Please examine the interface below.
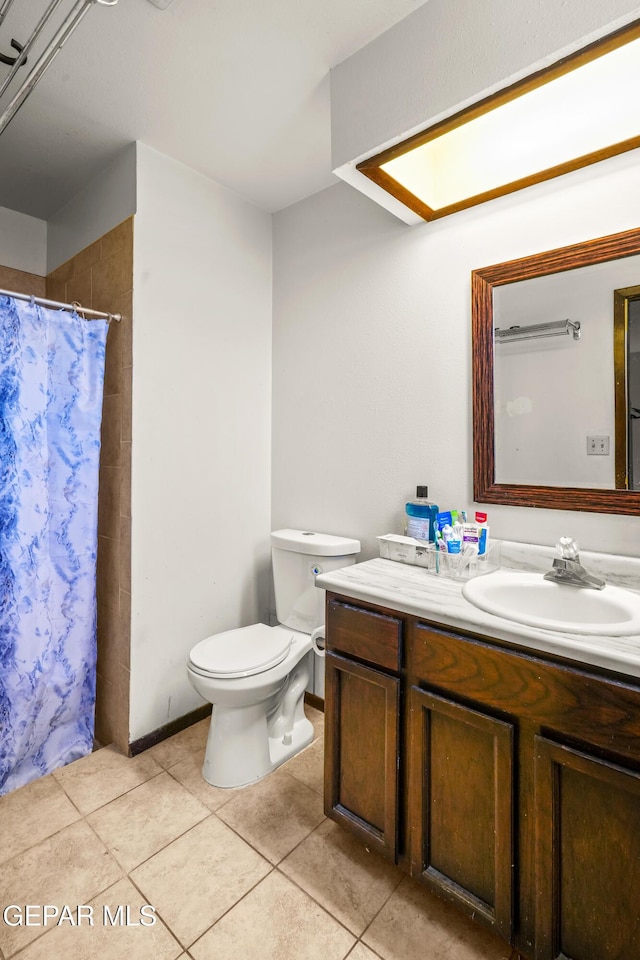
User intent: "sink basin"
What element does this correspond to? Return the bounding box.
[461,570,640,636]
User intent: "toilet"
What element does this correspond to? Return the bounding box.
[187,529,360,788]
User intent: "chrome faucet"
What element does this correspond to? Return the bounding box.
[543,537,605,590]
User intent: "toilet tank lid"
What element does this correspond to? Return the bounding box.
[271,529,360,557]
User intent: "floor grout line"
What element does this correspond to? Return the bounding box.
[272,863,362,940]
[347,941,386,960]
[184,866,276,952]
[53,760,168,817]
[82,802,211,875]
[125,872,187,955]
[356,867,406,946]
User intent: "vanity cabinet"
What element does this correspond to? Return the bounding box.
[324,591,640,960]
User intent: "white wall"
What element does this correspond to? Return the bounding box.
[0,206,47,275]
[47,143,137,272]
[130,143,273,740]
[272,149,640,562]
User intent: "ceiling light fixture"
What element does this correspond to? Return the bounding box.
[357,20,640,222]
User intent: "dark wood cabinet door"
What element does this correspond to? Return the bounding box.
[324,652,400,860]
[409,684,514,940]
[534,736,640,960]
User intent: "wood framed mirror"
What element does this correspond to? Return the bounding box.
[472,226,640,515]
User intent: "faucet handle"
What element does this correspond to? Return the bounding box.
[557,537,580,560]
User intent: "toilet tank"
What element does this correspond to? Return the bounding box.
[271,529,360,634]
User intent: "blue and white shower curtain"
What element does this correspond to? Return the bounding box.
[0,296,107,795]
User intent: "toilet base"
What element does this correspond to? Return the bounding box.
[200,656,314,789]
[266,715,314,772]
[202,709,314,789]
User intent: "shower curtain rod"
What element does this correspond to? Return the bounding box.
[0,0,119,137]
[0,288,122,322]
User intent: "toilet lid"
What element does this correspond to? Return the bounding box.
[189,623,294,678]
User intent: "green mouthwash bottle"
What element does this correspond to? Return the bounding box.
[405,486,439,542]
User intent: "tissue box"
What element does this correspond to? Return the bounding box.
[377,534,433,566]
[377,534,501,580]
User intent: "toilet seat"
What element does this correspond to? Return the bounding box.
[188,623,295,679]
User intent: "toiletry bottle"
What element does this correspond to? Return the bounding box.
[405,486,439,542]
[475,511,489,555]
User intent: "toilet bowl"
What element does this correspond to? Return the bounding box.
[187,623,313,788]
[187,529,360,788]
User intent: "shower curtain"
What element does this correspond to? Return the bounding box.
[0,295,107,795]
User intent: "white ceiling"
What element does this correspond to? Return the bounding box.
[0,0,428,220]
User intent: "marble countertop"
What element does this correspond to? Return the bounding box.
[315,541,640,681]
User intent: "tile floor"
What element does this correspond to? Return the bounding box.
[0,706,516,960]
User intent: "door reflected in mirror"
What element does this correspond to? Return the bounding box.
[614,286,640,491]
[472,227,640,515]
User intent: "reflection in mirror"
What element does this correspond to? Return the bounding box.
[471,226,640,515]
[494,255,640,489]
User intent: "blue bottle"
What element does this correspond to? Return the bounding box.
[405,486,439,542]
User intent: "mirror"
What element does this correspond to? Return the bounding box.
[471,226,640,515]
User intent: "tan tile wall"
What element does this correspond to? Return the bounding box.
[0,266,46,297]
[47,218,134,753]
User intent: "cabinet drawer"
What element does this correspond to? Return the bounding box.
[327,599,402,672]
[410,622,640,763]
